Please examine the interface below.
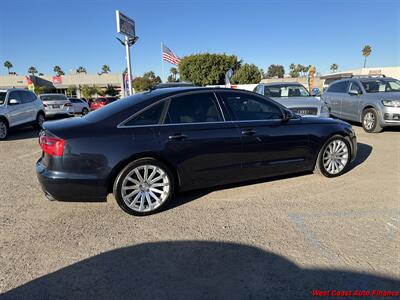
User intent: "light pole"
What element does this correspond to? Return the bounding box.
[117,36,139,95]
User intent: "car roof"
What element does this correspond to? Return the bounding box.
[0,88,33,92]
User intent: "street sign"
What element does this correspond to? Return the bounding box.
[116,10,135,38]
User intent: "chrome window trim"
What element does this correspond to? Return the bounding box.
[118,90,226,129]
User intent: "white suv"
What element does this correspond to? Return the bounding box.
[0,88,45,140]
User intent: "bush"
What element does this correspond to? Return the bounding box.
[179,53,240,86]
[231,64,262,84]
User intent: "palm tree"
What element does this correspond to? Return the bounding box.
[330,63,339,73]
[4,61,13,74]
[28,66,38,76]
[362,45,372,68]
[76,66,87,74]
[53,65,65,76]
[101,64,111,74]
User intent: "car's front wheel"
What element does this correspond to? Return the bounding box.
[314,135,351,177]
[0,119,8,140]
[113,158,175,216]
[362,108,382,133]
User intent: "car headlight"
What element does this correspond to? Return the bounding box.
[382,100,400,107]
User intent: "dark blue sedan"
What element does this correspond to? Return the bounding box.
[37,87,357,215]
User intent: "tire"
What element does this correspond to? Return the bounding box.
[314,135,351,178]
[0,119,8,140]
[34,112,45,129]
[361,108,382,133]
[113,158,175,216]
[82,108,89,115]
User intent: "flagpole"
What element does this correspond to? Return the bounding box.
[161,42,165,82]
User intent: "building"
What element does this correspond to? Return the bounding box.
[0,73,125,98]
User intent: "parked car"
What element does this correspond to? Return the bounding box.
[0,88,45,139]
[90,97,119,111]
[37,88,357,216]
[69,98,90,115]
[254,83,330,118]
[322,76,400,133]
[39,94,74,117]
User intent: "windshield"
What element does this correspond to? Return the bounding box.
[0,92,6,105]
[361,79,400,93]
[264,85,310,98]
[40,94,67,101]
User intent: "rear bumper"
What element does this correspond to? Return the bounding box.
[36,158,108,202]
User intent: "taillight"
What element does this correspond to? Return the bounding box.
[43,103,48,107]
[39,136,65,156]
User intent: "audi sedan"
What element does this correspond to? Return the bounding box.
[37,87,357,216]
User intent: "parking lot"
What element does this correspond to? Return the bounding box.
[1,124,399,298]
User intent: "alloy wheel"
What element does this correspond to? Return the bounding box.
[0,121,7,139]
[363,112,375,130]
[322,139,349,175]
[121,164,170,213]
[38,114,45,127]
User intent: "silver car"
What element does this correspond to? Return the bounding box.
[39,94,74,117]
[321,76,400,133]
[254,83,330,117]
[68,98,90,115]
[0,88,45,139]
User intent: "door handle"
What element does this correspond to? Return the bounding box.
[168,133,187,140]
[241,129,256,136]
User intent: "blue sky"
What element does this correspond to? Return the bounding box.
[0,0,399,79]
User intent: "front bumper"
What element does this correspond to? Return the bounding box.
[381,106,400,126]
[36,158,108,202]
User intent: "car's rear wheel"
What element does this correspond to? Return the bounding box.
[34,113,45,129]
[314,135,351,177]
[113,158,175,216]
[0,119,8,140]
[82,108,89,115]
[362,108,382,133]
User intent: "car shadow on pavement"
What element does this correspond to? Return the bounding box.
[4,127,40,141]
[2,241,398,300]
[347,142,373,172]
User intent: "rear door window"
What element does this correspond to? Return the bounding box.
[164,92,223,124]
[7,91,21,103]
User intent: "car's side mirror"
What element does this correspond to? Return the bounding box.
[348,90,361,96]
[8,99,20,105]
[282,109,294,121]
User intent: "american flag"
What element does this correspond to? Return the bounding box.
[162,44,181,65]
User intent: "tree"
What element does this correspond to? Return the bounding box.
[76,66,87,74]
[266,64,285,78]
[67,85,77,96]
[133,71,162,92]
[81,85,97,100]
[289,64,299,78]
[230,64,262,84]
[4,61,13,74]
[330,64,339,73]
[101,64,111,74]
[53,66,65,76]
[362,45,372,68]
[28,66,38,76]
[167,67,179,82]
[179,53,241,86]
[105,85,119,97]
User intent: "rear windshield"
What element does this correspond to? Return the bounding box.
[40,94,68,101]
[361,79,400,93]
[0,92,6,105]
[84,93,150,123]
